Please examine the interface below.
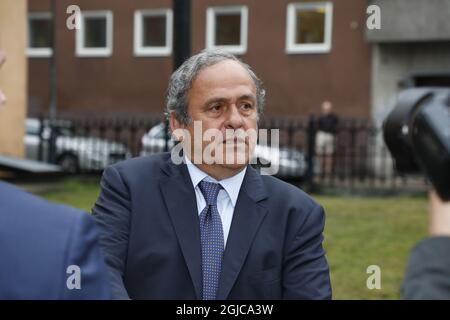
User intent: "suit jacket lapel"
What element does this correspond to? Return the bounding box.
[159,158,268,300]
[217,166,268,300]
[159,158,203,299]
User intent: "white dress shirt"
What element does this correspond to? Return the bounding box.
[185,156,247,247]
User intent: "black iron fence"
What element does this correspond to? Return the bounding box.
[26,114,427,193]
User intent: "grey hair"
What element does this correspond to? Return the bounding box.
[165,49,266,125]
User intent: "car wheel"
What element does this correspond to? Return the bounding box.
[57,154,79,174]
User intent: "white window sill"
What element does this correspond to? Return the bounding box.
[134,47,172,57]
[207,44,247,55]
[286,44,331,54]
[27,48,53,58]
[76,48,112,58]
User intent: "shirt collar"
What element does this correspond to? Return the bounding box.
[185,155,247,207]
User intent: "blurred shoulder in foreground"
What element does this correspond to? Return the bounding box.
[0,180,111,299]
[402,191,450,299]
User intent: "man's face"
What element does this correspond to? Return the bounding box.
[171,59,258,174]
[321,101,332,114]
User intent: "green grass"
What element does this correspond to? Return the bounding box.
[40,177,102,212]
[37,178,428,299]
[314,194,427,299]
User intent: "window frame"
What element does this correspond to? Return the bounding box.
[206,5,248,55]
[76,10,113,58]
[285,2,333,54]
[133,9,173,57]
[27,12,53,58]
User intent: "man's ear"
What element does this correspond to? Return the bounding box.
[169,112,185,141]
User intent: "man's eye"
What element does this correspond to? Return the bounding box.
[241,103,253,111]
[211,105,222,111]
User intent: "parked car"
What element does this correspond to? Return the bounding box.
[24,118,131,173]
[140,123,307,180]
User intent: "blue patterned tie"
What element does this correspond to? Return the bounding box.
[198,180,224,300]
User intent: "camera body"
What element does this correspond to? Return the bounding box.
[383,88,450,201]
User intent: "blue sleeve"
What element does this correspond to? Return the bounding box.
[61,211,112,299]
[92,165,132,299]
[282,204,332,299]
[402,236,450,299]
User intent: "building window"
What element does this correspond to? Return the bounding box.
[76,11,113,57]
[206,6,248,55]
[286,2,333,54]
[134,9,173,57]
[27,12,53,58]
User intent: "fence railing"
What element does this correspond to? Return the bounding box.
[27,114,427,192]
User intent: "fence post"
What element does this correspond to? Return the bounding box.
[129,118,138,157]
[349,119,356,189]
[37,114,44,162]
[306,114,317,188]
[47,117,57,164]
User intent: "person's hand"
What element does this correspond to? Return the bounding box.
[0,49,6,107]
[428,190,450,236]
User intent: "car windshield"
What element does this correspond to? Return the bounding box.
[26,119,73,137]
[53,127,72,137]
[25,122,40,135]
[148,123,166,139]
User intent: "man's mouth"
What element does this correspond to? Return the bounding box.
[223,138,247,145]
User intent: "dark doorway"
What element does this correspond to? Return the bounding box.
[406,73,450,88]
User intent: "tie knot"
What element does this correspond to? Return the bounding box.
[199,180,222,206]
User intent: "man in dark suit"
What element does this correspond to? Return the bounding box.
[92,49,332,299]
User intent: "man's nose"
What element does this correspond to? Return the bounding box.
[225,105,244,129]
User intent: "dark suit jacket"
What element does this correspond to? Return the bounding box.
[92,153,332,299]
[0,181,111,299]
[402,236,450,299]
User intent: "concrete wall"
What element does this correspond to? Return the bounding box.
[370,42,450,177]
[371,42,450,125]
[0,0,27,157]
[367,0,450,42]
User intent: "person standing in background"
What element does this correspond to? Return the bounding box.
[316,101,339,178]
